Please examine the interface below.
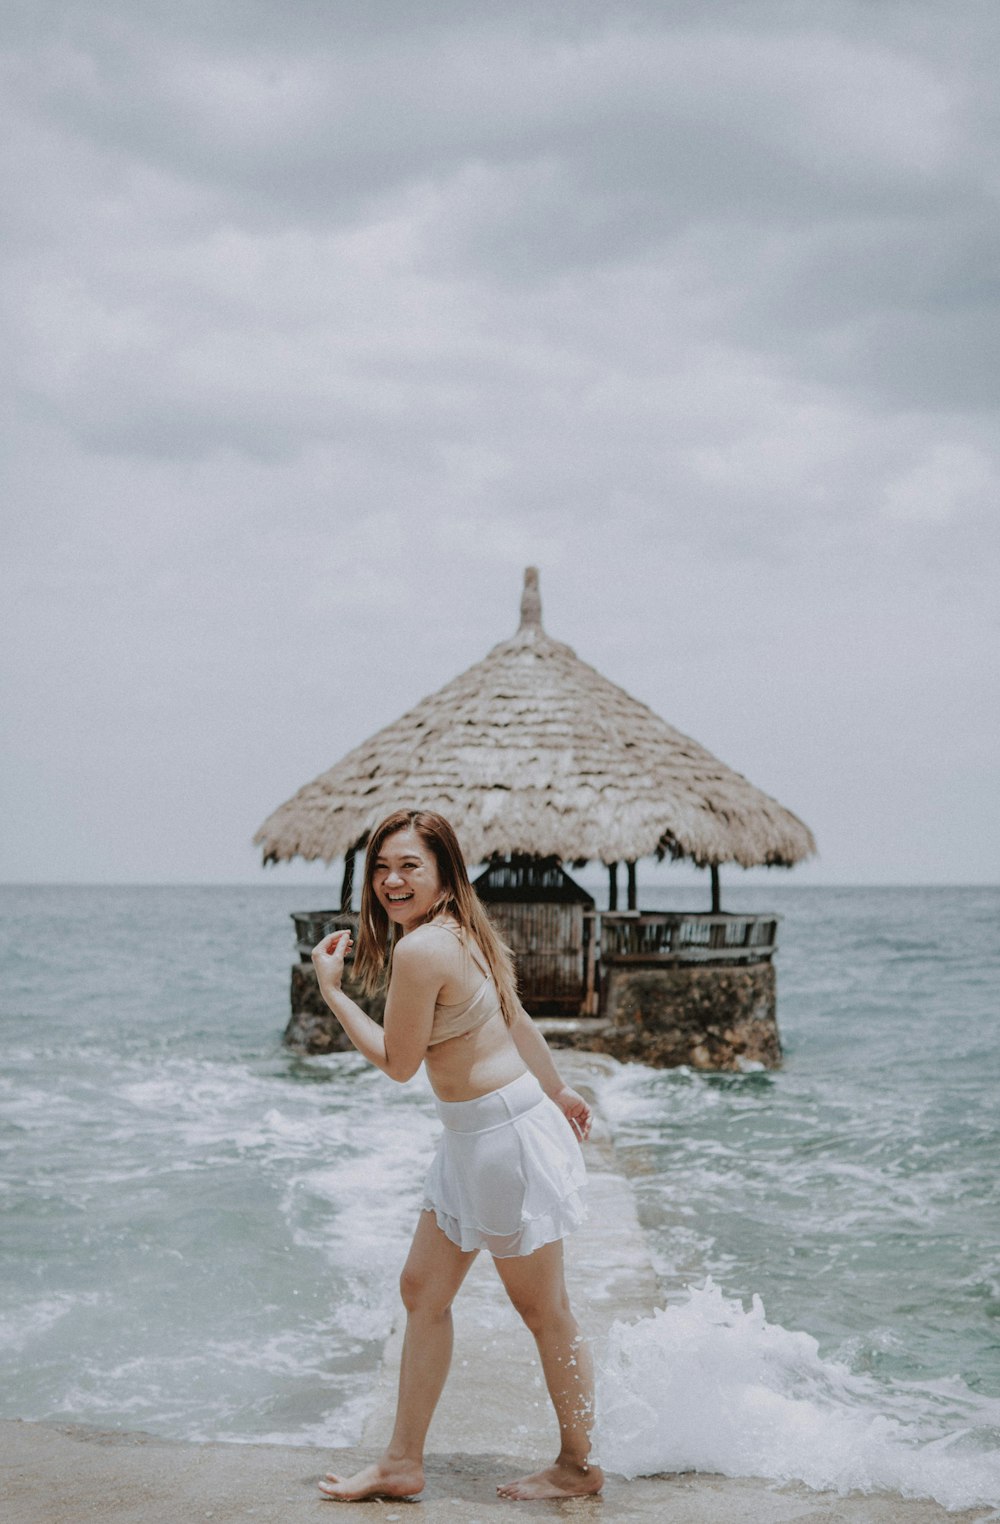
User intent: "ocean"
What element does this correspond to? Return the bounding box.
[1,883,998,1510]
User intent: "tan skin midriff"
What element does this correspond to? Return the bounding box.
[424,1014,527,1102]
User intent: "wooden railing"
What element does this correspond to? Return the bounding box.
[291,908,779,977]
[600,911,779,963]
[292,910,357,963]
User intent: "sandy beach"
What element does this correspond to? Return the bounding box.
[3,1056,993,1524]
[4,1416,993,1524]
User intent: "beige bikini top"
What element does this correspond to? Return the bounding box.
[427,924,500,1047]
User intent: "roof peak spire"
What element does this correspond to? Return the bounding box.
[518,566,543,633]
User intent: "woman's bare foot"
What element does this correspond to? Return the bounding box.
[497,1459,604,1501]
[318,1459,424,1502]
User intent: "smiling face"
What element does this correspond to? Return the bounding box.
[371,826,444,933]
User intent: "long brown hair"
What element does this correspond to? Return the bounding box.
[353,809,520,1026]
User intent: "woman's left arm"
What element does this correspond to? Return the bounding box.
[311,932,392,1071]
[311,931,438,1082]
[508,1003,593,1140]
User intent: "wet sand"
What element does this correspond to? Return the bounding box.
[2,1057,992,1524]
[4,1417,993,1524]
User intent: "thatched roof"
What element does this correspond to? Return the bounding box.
[255,568,815,870]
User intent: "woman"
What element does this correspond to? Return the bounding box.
[310,809,603,1503]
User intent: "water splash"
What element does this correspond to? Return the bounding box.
[595,1280,1000,1512]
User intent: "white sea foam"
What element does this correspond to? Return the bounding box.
[51,1327,369,1444]
[281,1097,439,1345]
[234,1387,376,1450]
[0,1293,97,1353]
[595,1280,1000,1512]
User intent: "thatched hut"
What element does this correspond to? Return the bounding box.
[257,569,815,1068]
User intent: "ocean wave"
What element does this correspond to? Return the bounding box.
[596,1279,1000,1512]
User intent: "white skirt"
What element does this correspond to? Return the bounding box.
[422,1070,587,1258]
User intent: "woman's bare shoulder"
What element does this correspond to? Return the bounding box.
[394,923,462,972]
[408,920,463,944]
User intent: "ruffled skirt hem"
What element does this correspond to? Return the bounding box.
[422,1185,587,1259]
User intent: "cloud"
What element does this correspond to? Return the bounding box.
[1,0,998,880]
[882,442,995,524]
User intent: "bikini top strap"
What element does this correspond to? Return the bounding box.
[432,920,491,981]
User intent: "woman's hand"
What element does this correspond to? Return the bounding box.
[311,930,353,991]
[551,1084,593,1142]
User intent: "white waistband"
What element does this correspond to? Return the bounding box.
[433,1070,545,1133]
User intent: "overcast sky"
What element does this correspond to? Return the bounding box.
[3,0,998,887]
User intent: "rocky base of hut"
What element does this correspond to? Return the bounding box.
[286,958,779,1070]
[284,964,385,1054]
[584,960,781,1070]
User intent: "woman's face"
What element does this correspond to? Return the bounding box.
[371,827,444,933]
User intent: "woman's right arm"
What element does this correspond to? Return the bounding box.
[507,1002,593,1140]
[311,931,439,1082]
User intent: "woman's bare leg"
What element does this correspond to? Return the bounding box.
[320,1210,478,1501]
[491,1239,603,1501]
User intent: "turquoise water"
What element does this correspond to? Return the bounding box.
[1,884,998,1506]
[601,886,1000,1395]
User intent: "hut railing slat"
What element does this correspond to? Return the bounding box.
[600,911,779,964]
[292,907,780,974]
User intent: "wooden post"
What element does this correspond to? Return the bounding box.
[340,847,356,913]
[583,911,598,1016]
[627,860,637,910]
[608,861,619,911]
[710,863,721,913]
